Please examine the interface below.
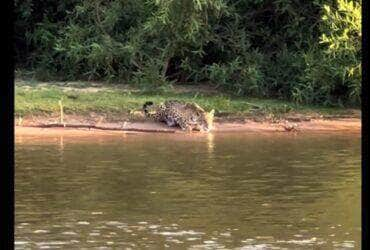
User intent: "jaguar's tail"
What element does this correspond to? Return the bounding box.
[143,101,154,115]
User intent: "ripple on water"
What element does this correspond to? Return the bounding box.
[166,238,184,244]
[33,230,49,234]
[334,241,355,248]
[277,237,319,245]
[155,230,205,236]
[91,212,103,215]
[190,241,226,250]
[219,232,231,237]
[187,237,201,241]
[105,221,126,226]
[15,241,29,245]
[77,221,90,225]
[35,241,70,247]
[62,231,77,235]
[148,224,160,229]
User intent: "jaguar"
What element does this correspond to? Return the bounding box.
[143,100,215,132]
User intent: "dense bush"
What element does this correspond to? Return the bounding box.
[15,0,361,106]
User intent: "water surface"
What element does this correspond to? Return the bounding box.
[15,132,361,249]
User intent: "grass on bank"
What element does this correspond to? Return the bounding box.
[15,79,359,121]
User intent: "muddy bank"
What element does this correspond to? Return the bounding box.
[15,117,361,137]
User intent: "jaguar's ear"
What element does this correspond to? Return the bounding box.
[143,101,154,109]
[209,109,215,117]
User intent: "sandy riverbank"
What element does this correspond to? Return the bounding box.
[15,117,361,137]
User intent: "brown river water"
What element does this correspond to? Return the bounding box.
[15,132,361,249]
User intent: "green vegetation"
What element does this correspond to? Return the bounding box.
[15,0,361,106]
[15,80,358,121]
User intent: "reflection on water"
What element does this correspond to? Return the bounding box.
[207,133,215,157]
[15,132,361,249]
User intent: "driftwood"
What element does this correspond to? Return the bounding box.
[25,123,177,133]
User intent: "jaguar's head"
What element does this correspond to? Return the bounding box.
[143,101,154,113]
[197,109,215,132]
[143,101,158,116]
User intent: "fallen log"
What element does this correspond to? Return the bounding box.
[24,123,177,133]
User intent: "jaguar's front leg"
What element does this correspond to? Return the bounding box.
[186,126,193,132]
[181,124,193,132]
[176,117,192,132]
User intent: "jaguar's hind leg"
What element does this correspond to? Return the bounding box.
[165,117,176,127]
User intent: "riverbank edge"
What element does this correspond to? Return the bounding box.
[15,117,361,137]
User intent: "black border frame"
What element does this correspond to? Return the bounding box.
[1,0,14,249]
[3,0,368,249]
